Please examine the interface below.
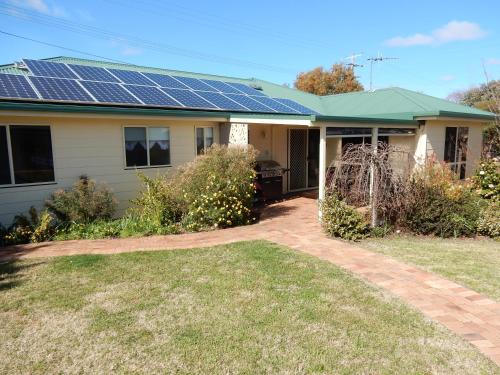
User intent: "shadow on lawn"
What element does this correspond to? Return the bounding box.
[0,245,48,291]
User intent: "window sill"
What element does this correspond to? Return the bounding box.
[0,181,57,189]
[124,165,172,170]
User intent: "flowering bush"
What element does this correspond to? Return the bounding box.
[403,163,481,238]
[477,201,500,238]
[180,145,257,230]
[3,207,55,245]
[472,158,499,202]
[131,144,257,232]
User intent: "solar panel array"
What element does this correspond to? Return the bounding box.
[0,58,319,115]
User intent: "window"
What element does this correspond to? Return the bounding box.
[444,127,468,179]
[124,126,170,167]
[196,127,214,155]
[0,125,54,186]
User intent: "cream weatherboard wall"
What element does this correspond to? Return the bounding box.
[414,120,484,177]
[0,114,219,225]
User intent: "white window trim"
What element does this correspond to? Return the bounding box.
[123,125,172,169]
[195,126,214,155]
[0,123,57,188]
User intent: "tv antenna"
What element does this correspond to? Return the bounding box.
[367,53,399,91]
[344,53,364,70]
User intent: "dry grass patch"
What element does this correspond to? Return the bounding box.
[0,240,498,374]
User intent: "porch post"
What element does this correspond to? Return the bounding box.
[369,127,378,227]
[318,124,327,218]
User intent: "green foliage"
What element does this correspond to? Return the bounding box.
[404,164,481,238]
[477,201,500,238]
[180,145,256,230]
[53,217,181,241]
[46,175,117,224]
[3,207,55,245]
[459,79,500,112]
[370,224,394,238]
[472,159,500,201]
[321,194,369,241]
[129,172,184,231]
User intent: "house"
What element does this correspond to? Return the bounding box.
[0,57,496,225]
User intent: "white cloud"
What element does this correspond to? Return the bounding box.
[385,21,487,47]
[8,0,74,18]
[440,75,456,81]
[485,58,500,65]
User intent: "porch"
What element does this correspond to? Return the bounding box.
[221,120,419,202]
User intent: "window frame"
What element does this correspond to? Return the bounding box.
[195,126,214,155]
[444,126,469,179]
[0,123,57,188]
[123,125,172,169]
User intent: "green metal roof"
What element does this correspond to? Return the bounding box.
[317,87,495,121]
[0,56,496,122]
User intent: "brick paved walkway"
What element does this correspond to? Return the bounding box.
[2,196,499,365]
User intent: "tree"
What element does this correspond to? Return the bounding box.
[447,80,500,157]
[294,64,364,96]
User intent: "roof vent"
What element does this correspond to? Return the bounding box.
[249,84,263,91]
[14,61,28,71]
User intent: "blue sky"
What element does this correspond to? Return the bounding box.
[0,0,499,98]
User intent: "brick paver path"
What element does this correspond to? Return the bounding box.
[2,196,500,365]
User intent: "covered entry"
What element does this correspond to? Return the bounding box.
[288,128,320,191]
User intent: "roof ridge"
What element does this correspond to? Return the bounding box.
[43,56,259,83]
[390,87,429,112]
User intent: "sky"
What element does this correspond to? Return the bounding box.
[0,0,499,98]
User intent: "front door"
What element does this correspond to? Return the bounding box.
[288,129,319,191]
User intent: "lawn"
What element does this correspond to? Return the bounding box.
[361,235,500,301]
[0,241,497,374]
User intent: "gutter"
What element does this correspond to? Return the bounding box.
[0,101,315,122]
[416,110,496,121]
[312,114,418,125]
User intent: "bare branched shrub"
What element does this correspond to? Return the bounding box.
[326,142,413,225]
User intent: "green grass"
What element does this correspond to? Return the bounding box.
[0,241,497,374]
[361,235,500,301]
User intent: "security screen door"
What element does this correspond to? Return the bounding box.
[288,129,319,191]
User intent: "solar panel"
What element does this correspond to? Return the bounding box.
[160,88,217,109]
[273,98,318,114]
[225,93,276,112]
[29,76,94,102]
[124,85,183,106]
[171,76,218,92]
[141,72,189,89]
[68,64,120,83]
[24,59,79,79]
[224,81,266,96]
[199,79,243,94]
[0,74,39,99]
[80,81,141,104]
[107,69,155,86]
[194,91,248,111]
[250,96,300,113]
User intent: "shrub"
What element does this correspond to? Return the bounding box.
[4,207,55,244]
[472,158,499,202]
[178,144,257,230]
[46,175,117,224]
[130,172,184,230]
[404,164,481,238]
[477,201,500,238]
[321,194,369,241]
